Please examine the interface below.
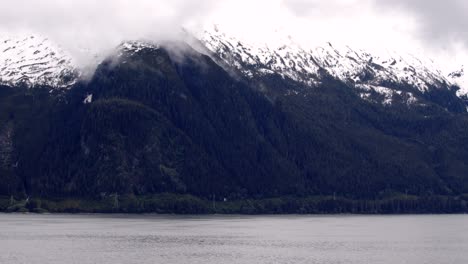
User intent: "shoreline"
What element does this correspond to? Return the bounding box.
[2,193,468,215]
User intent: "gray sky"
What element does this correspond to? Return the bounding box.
[0,0,466,70]
[372,0,468,50]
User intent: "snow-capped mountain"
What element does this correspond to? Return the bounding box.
[0,36,163,89]
[3,27,468,206]
[0,35,77,88]
[200,25,465,107]
[1,27,467,109]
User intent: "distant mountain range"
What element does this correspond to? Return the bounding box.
[2,26,467,105]
[1,26,468,213]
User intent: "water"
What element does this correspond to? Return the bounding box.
[0,214,467,264]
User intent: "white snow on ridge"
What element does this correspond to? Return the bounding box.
[119,41,161,55]
[1,26,467,106]
[202,27,322,86]
[0,36,161,89]
[0,34,77,88]
[447,67,468,98]
[200,25,458,103]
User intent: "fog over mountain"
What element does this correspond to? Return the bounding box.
[1,0,467,70]
[0,0,218,68]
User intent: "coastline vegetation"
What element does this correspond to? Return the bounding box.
[1,193,467,214]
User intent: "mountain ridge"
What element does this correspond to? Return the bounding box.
[200,26,467,109]
[2,27,467,110]
[1,29,468,213]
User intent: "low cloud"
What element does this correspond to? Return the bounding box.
[281,0,420,53]
[283,0,371,17]
[1,0,467,73]
[0,0,218,67]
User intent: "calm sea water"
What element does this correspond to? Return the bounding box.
[0,214,467,264]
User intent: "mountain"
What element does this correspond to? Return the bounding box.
[200,26,467,112]
[1,29,468,214]
[0,35,77,88]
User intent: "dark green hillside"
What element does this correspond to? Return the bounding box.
[1,43,468,213]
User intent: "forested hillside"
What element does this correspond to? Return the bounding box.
[1,43,468,213]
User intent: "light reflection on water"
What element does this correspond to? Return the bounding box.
[0,214,467,264]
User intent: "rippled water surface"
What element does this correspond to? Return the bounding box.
[0,214,467,264]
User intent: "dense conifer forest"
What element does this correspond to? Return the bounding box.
[1,44,468,213]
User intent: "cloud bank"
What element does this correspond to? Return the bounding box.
[373,0,468,49]
[0,0,218,66]
[0,0,467,71]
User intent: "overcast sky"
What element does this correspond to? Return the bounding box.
[0,0,467,70]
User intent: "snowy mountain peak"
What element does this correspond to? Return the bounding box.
[1,27,467,108]
[200,25,461,106]
[118,41,161,54]
[0,34,78,88]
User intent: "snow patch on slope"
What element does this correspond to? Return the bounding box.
[447,66,468,98]
[0,34,78,88]
[356,84,419,106]
[121,41,160,53]
[83,93,93,104]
